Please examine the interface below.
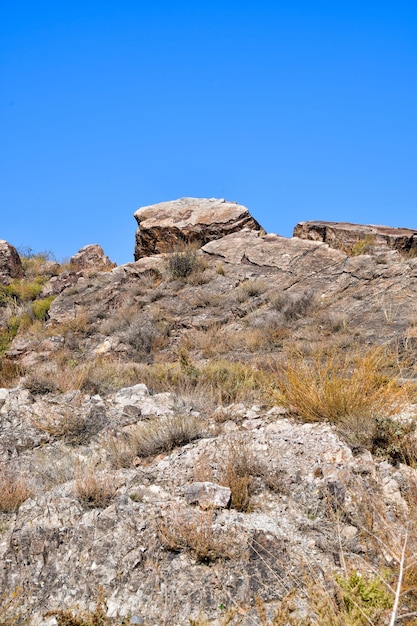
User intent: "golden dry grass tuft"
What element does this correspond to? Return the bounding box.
[74,468,117,509]
[275,346,412,424]
[0,466,34,513]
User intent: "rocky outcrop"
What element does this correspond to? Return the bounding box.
[0,240,24,284]
[294,220,417,256]
[70,244,116,271]
[133,197,262,259]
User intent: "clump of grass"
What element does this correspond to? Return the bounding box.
[222,437,257,512]
[167,244,204,279]
[74,468,117,509]
[275,346,411,424]
[0,359,22,387]
[45,589,110,625]
[270,289,314,321]
[351,235,375,256]
[156,505,242,563]
[0,466,34,513]
[236,279,266,301]
[131,413,206,458]
[32,295,55,321]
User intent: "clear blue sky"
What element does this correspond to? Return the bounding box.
[1,1,416,264]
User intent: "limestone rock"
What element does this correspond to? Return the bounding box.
[184,481,231,509]
[70,244,116,271]
[0,240,24,284]
[133,197,262,259]
[294,220,417,256]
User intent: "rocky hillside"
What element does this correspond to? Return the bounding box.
[1,199,417,625]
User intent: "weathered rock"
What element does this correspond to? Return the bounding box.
[70,244,116,271]
[41,270,79,297]
[133,197,262,259]
[184,481,231,509]
[294,220,417,256]
[0,240,24,284]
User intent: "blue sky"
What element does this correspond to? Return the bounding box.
[1,1,416,264]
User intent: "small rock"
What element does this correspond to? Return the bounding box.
[185,482,231,509]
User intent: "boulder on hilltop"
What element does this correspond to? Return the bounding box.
[133,197,262,259]
[294,220,417,256]
[0,240,24,285]
[70,244,116,271]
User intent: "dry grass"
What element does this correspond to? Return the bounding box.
[74,468,117,509]
[0,587,29,626]
[235,278,267,302]
[166,244,205,280]
[130,413,206,458]
[0,466,34,513]
[156,505,243,563]
[0,359,22,387]
[275,346,413,424]
[45,588,110,626]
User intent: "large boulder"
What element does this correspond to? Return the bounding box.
[294,221,417,256]
[0,240,24,284]
[133,197,262,260]
[70,244,116,271]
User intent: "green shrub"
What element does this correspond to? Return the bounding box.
[32,296,55,321]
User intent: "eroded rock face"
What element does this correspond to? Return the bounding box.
[294,220,417,256]
[133,197,262,259]
[0,240,24,284]
[70,244,116,271]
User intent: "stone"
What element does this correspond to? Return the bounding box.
[42,271,79,296]
[70,244,116,271]
[294,220,417,256]
[0,240,24,284]
[184,481,231,509]
[133,197,262,259]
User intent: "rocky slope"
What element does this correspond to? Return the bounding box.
[1,199,417,625]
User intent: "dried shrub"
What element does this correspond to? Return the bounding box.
[270,289,314,321]
[74,468,117,509]
[132,414,206,458]
[0,466,34,513]
[119,317,167,359]
[222,437,257,512]
[105,432,138,469]
[0,359,22,387]
[156,505,243,563]
[166,245,204,279]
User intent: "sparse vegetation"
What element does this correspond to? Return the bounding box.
[129,413,206,458]
[156,505,243,563]
[74,468,117,509]
[351,235,375,256]
[275,346,412,424]
[0,466,34,513]
[166,244,204,279]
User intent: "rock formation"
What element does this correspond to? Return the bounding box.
[70,244,116,271]
[294,220,417,256]
[2,201,417,625]
[133,197,262,259]
[0,240,24,284]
